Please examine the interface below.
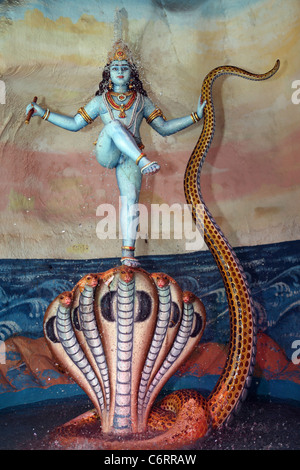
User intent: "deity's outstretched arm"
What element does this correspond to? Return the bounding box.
[25,96,101,131]
[144,95,206,137]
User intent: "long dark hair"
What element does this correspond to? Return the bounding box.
[95,62,148,96]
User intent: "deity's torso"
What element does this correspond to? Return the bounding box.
[98,91,146,143]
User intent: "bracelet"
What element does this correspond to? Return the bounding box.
[122,246,135,251]
[77,107,93,124]
[191,112,200,123]
[135,153,145,166]
[42,109,50,121]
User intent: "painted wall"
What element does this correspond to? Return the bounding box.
[0,0,299,259]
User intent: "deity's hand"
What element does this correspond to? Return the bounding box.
[25,102,44,118]
[197,95,206,120]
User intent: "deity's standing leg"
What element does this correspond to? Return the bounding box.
[116,157,142,266]
[95,120,159,264]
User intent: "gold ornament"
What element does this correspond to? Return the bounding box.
[146,108,166,124]
[135,153,146,166]
[107,40,133,64]
[106,91,136,118]
[109,90,134,102]
[42,109,50,121]
[77,107,93,124]
[191,112,200,123]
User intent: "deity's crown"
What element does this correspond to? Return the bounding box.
[107,40,133,64]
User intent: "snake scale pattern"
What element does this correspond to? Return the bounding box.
[183,60,280,429]
[43,60,280,450]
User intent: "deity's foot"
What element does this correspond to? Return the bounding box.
[137,155,160,175]
[141,161,160,175]
[120,256,141,267]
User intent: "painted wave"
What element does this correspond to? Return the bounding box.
[0,240,299,360]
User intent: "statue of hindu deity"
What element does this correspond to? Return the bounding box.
[39,57,279,450]
[26,39,206,267]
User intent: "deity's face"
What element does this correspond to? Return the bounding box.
[109,60,131,87]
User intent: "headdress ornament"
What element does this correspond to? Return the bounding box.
[107,39,133,64]
[107,9,134,65]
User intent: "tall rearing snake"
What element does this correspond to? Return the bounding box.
[183,59,280,429]
[48,61,280,450]
[129,60,280,448]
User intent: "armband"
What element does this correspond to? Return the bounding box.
[77,107,94,124]
[146,108,166,124]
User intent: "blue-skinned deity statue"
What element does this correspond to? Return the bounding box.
[26,40,206,266]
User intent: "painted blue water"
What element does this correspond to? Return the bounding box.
[0,240,299,359]
[0,240,299,449]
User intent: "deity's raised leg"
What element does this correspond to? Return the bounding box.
[95,120,160,174]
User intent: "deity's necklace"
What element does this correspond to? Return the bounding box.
[106,91,136,118]
[103,91,144,136]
